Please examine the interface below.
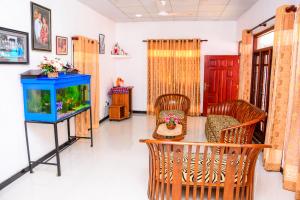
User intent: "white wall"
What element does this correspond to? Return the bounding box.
[237,0,300,40]
[115,21,238,112]
[0,0,115,182]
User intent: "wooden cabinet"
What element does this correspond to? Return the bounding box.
[109,87,133,120]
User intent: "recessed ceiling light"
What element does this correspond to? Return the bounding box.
[135,14,142,17]
[158,11,168,16]
[160,0,166,6]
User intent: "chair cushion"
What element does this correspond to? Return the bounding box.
[159,153,246,184]
[205,115,240,143]
[159,110,185,120]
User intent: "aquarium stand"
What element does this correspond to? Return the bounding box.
[24,106,93,177]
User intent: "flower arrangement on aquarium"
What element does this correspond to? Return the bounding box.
[39,57,79,78]
[39,57,64,78]
[164,114,179,130]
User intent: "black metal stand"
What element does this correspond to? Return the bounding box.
[24,107,93,176]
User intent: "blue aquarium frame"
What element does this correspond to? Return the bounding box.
[21,73,91,122]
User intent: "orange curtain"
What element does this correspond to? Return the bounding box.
[147,39,201,116]
[73,36,100,136]
[282,6,300,196]
[238,30,253,101]
[263,5,295,171]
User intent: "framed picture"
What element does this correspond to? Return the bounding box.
[56,36,68,55]
[31,2,52,51]
[0,27,29,64]
[99,34,105,54]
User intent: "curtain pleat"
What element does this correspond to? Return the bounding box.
[73,36,100,136]
[147,39,201,116]
[282,6,300,195]
[238,30,253,101]
[263,5,295,171]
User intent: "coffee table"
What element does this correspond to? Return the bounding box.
[152,123,185,141]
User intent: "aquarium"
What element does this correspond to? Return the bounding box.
[21,73,91,122]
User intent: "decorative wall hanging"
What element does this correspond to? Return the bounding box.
[111,43,128,56]
[31,2,52,51]
[56,36,68,55]
[99,34,105,54]
[0,27,29,64]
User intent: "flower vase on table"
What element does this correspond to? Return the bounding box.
[165,114,179,130]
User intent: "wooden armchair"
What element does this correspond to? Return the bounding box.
[140,139,271,200]
[206,100,267,144]
[154,94,190,134]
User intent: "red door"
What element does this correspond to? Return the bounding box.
[203,55,239,115]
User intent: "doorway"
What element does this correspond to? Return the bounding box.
[250,27,274,143]
[203,55,240,115]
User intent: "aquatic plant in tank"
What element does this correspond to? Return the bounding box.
[56,84,90,119]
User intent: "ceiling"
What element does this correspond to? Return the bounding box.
[79,0,258,22]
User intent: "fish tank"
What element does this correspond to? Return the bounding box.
[21,73,91,122]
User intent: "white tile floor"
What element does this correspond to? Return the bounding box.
[0,114,295,200]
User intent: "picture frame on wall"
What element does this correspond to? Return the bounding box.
[31,2,52,51]
[99,34,105,54]
[0,27,29,64]
[56,36,68,55]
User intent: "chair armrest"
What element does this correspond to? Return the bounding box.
[219,119,261,144]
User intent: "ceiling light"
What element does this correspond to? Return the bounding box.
[160,0,166,6]
[158,11,168,16]
[135,14,142,17]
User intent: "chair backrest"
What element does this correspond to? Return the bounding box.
[154,94,191,114]
[207,100,266,124]
[140,139,271,200]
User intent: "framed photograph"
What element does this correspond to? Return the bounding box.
[56,36,68,55]
[0,27,29,64]
[99,34,105,54]
[31,2,52,51]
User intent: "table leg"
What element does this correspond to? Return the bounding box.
[53,123,61,176]
[24,122,33,173]
[67,119,71,142]
[89,108,93,147]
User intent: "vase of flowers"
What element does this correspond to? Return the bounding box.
[39,57,64,78]
[165,114,179,130]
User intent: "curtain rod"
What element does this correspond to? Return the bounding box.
[142,39,208,42]
[71,36,98,44]
[247,5,297,33]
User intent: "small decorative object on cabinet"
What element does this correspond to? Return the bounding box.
[108,86,133,121]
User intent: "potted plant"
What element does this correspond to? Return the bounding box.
[165,114,179,130]
[39,57,64,78]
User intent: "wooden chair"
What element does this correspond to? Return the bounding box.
[140,139,271,200]
[154,94,191,134]
[206,100,267,144]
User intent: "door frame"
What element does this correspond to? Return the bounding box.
[203,55,240,115]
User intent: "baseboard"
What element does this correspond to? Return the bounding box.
[99,115,109,124]
[133,110,147,114]
[0,138,78,191]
